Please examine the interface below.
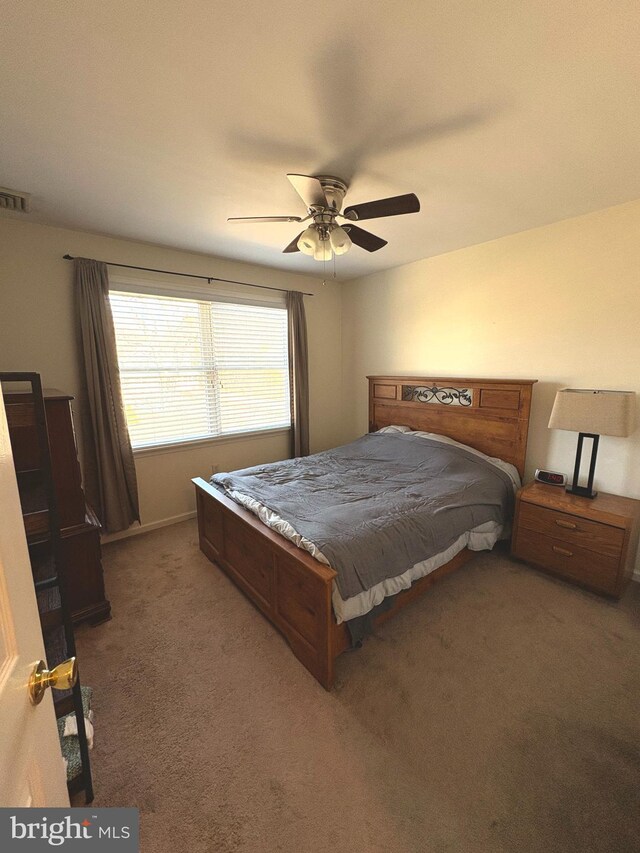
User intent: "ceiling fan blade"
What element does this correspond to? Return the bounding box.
[342,193,420,221]
[228,215,303,223]
[344,224,388,252]
[282,232,304,253]
[287,174,328,209]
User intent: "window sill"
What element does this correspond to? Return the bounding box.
[132,427,291,459]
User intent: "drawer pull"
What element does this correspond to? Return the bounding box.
[555,519,577,530]
[552,545,573,557]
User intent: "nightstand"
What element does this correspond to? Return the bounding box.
[511,482,640,598]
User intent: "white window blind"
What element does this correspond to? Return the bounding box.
[109,290,291,449]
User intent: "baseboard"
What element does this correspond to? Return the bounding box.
[101,511,197,544]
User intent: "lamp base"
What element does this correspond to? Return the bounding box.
[567,432,600,500]
[566,485,598,499]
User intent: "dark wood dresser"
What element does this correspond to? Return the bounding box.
[4,388,111,625]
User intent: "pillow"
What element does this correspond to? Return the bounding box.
[374,426,519,490]
[375,425,412,434]
[409,430,521,491]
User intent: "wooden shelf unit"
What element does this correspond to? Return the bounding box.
[3,386,111,625]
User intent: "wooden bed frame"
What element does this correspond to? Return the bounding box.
[193,376,536,689]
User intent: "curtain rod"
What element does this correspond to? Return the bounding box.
[62,255,314,296]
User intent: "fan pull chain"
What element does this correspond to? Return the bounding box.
[320,252,338,286]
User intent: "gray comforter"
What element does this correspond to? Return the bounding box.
[212,433,515,600]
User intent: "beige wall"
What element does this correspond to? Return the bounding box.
[342,200,640,512]
[0,218,342,531]
[3,200,639,565]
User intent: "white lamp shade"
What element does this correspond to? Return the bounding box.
[297,226,320,256]
[329,225,352,255]
[548,389,637,437]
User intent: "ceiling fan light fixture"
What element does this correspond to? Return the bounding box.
[329,225,352,256]
[297,226,320,256]
[313,239,333,262]
[230,173,420,262]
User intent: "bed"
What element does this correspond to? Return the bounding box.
[193,375,536,689]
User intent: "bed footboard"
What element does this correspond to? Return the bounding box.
[193,477,338,689]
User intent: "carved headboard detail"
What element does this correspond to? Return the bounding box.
[368,376,537,479]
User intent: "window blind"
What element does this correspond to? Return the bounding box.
[109,290,291,449]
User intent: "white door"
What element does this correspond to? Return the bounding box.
[0,393,69,806]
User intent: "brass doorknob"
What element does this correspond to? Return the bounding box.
[28,658,78,706]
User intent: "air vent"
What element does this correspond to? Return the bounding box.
[0,187,31,213]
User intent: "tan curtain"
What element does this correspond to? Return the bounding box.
[286,291,310,457]
[74,258,140,532]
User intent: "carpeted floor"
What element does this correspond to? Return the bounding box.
[74,520,640,853]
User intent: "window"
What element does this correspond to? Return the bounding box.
[109,289,291,449]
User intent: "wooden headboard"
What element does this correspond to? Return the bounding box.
[368,376,537,479]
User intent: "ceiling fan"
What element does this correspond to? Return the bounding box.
[228,174,420,261]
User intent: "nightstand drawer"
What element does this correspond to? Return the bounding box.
[513,528,620,593]
[518,501,624,557]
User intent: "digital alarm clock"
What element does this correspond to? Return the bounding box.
[534,469,567,486]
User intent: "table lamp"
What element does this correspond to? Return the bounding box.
[548,389,636,499]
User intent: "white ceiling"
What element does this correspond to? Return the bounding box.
[2,0,639,280]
